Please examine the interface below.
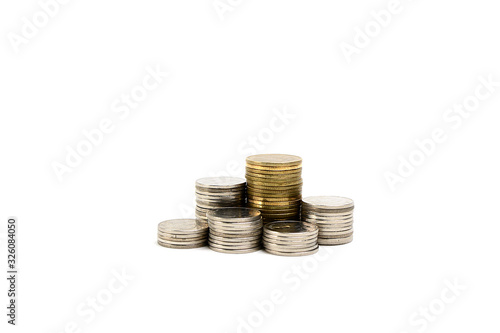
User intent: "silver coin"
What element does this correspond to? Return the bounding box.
[195,201,243,209]
[302,196,354,210]
[318,235,353,245]
[264,220,318,236]
[301,216,354,223]
[158,219,208,234]
[264,242,318,252]
[195,194,245,201]
[311,223,354,230]
[157,237,208,246]
[209,245,261,254]
[209,228,262,237]
[319,230,354,237]
[209,239,261,249]
[263,236,317,245]
[301,211,354,219]
[196,187,245,194]
[316,227,353,234]
[157,240,207,249]
[264,246,319,257]
[301,208,354,216]
[263,231,318,240]
[207,207,261,222]
[157,232,207,241]
[208,241,260,248]
[262,232,317,241]
[209,234,262,243]
[196,177,246,189]
[208,221,262,230]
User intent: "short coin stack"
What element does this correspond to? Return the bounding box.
[157,219,208,248]
[207,207,263,254]
[195,177,246,225]
[301,196,354,245]
[246,154,303,223]
[263,221,319,256]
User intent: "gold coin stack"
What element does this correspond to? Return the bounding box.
[301,196,354,245]
[246,154,303,223]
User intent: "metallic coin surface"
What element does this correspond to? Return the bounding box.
[246,154,302,167]
[264,246,319,257]
[157,240,207,249]
[209,245,261,254]
[207,207,261,222]
[158,219,208,234]
[264,242,319,252]
[265,221,318,235]
[196,177,246,189]
[318,235,353,245]
[209,234,262,243]
[302,196,354,210]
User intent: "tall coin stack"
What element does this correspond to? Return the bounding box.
[207,208,263,254]
[263,221,319,256]
[245,154,303,223]
[195,177,246,225]
[301,196,354,245]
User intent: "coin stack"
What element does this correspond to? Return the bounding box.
[246,154,303,223]
[195,177,246,225]
[263,221,319,256]
[157,219,208,249]
[301,196,354,245]
[207,207,263,254]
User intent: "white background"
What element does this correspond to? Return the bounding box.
[1,0,500,332]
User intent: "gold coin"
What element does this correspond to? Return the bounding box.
[247,187,302,195]
[245,167,302,175]
[246,176,303,185]
[248,198,301,205]
[246,195,301,202]
[245,171,302,179]
[246,154,302,167]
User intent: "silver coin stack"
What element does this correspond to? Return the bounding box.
[195,177,246,225]
[263,221,319,256]
[207,207,263,254]
[301,196,354,245]
[157,219,208,249]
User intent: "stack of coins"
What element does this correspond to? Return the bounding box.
[195,177,246,224]
[301,196,354,245]
[246,154,303,223]
[207,207,263,254]
[263,221,319,256]
[157,219,208,249]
